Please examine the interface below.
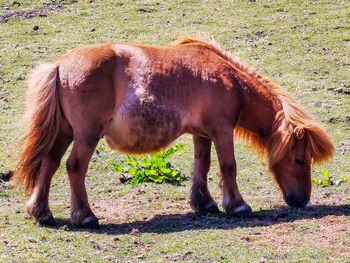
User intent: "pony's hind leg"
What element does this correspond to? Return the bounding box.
[66,132,101,228]
[190,136,219,213]
[26,127,73,226]
[211,126,253,217]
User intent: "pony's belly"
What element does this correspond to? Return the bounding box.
[104,105,183,154]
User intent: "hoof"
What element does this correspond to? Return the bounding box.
[37,214,57,226]
[81,215,100,229]
[228,204,254,218]
[204,200,220,213]
[191,199,220,213]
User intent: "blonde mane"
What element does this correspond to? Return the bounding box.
[175,37,334,166]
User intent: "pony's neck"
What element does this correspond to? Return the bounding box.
[237,83,281,143]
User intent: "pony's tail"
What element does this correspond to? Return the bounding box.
[12,62,61,195]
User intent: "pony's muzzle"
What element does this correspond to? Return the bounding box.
[284,191,310,208]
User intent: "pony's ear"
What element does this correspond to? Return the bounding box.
[293,127,305,140]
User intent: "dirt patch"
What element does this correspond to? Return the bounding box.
[92,188,350,259]
[0,4,63,23]
[248,216,350,258]
[92,191,191,225]
[312,216,350,255]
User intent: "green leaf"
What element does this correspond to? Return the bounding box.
[129,167,138,176]
[151,154,161,162]
[126,156,138,167]
[163,148,176,159]
[148,175,161,182]
[162,143,184,159]
[177,143,184,151]
[145,169,157,176]
[130,177,139,186]
[153,158,165,168]
[159,176,168,181]
[321,169,331,178]
[114,164,125,172]
[321,179,332,187]
[160,167,171,174]
[142,158,152,167]
[340,175,348,180]
[171,169,180,176]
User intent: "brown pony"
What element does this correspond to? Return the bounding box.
[13,38,334,228]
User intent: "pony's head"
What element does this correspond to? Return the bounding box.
[268,107,334,208]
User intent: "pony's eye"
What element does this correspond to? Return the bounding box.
[295,158,306,165]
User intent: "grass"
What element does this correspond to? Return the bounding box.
[0,0,349,262]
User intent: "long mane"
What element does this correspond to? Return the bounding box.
[175,37,334,166]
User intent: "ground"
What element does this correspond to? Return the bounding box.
[0,0,349,262]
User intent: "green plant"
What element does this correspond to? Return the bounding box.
[111,144,186,185]
[312,169,348,187]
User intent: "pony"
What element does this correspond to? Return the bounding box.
[13,37,334,228]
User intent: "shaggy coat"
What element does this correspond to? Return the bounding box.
[13,38,334,227]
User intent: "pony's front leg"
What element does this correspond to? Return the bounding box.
[26,132,72,226]
[66,135,100,228]
[190,136,219,213]
[212,128,253,217]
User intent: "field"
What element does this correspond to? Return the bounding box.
[0,0,349,262]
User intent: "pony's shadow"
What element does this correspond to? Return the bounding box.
[54,204,350,235]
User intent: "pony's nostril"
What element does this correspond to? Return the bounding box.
[284,192,310,208]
